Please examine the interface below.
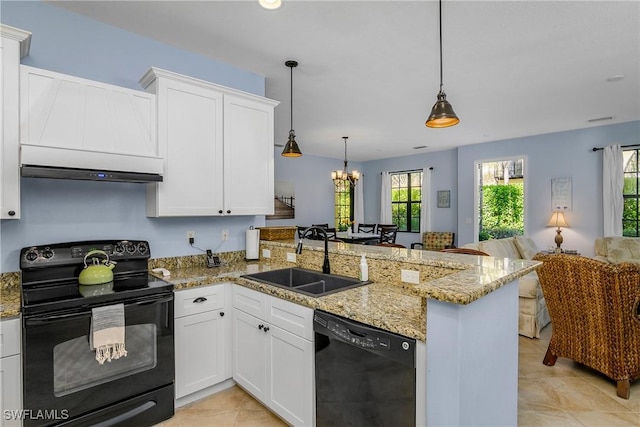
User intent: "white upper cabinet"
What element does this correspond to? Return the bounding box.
[1,24,31,219]
[223,94,275,216]
[141,68,278,217]
[20,66,158,159]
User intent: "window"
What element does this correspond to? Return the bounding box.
[390,171,422,232]
[623,149,639,237]
[477,158,525,241]
[334,181,353,231]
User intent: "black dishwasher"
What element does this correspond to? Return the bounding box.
[314,310,416,427]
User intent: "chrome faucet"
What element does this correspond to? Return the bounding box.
[296,226,331,274]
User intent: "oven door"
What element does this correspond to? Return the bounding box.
[22,293,174,427]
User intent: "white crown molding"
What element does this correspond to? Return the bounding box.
[0,24,32,58]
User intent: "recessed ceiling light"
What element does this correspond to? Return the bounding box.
[587,116,613,123]
[259,0,282,10]
[413,145,427,150]
[606,75,624,82]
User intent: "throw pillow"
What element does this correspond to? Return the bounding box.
[514,236,539,260]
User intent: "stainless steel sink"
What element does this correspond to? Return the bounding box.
[241,267,369,297]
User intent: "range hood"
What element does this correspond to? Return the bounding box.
[21,144,163,183]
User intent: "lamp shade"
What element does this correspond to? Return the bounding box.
[547,212,569,228]
[281,130,302,157]
[426,91,460,128]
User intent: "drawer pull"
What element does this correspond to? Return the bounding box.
[258,324,264,330]
[220,312,225,317]
[263,326,270,333]
[193,297,208,303]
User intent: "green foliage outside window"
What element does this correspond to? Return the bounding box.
[623,149,639,237]
[391,172,422,232]
[479,183,524,241]
[334,181,353,231]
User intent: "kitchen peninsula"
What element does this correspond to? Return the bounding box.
[154,239,539,426]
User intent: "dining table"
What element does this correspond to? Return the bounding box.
[335,231,381,244]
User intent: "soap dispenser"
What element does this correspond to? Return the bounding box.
[359,255,368,281]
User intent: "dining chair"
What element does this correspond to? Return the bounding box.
[377,224,399,244]
[312,223,329,229]
[357,223,377,234]
[324,228,337,240]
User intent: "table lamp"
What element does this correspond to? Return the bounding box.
[547,211,569,253]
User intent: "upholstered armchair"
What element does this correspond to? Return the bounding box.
[533,253,640,399]
[410,231,455,251]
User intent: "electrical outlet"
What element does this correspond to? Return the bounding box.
[221,229,229,241]
[286,252,296,262]
[401,269,420,284]
[187,231,195,243]
[262,249,271,258]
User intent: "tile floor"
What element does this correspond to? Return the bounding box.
[159,325,639,426]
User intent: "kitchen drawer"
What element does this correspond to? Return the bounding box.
[269,297,313,340]
[175,284,226,318]
[0,317,21,358]
[233,285,267,320]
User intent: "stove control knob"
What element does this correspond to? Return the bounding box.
[25,251,38,262]
[114,244,124,254]
[42,249,54,259]
[137,242,148,254]
[126,243,136,254]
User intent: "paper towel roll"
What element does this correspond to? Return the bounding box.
[245,228,260,260]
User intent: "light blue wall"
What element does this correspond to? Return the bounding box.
[457,121,640,256]
[361,149,458,248]
[0,1,264,94]
[267,149,362,229]
[0,1,268,272]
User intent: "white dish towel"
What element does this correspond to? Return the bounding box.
[89,303,128,365]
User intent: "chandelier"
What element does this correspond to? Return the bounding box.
[331,137,360,187]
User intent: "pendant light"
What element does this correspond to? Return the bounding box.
[331,137,360,187]
[426,0,460,128]
[281,60,302,157]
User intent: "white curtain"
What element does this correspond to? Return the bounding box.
[603,145,623,236]
[420,167,432,234]
[354,175,365,227]
[380,172,392,223]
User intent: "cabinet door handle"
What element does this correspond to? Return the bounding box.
[219,312,225,317]
[263,326,270,333]
[226,210,231,214]
[8,210,15,216]
[218,210,223,214]
[193,297,208,303]
[258,324,264,330]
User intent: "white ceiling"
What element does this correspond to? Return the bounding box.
[49,0,640,162]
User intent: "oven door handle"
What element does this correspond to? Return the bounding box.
[25,294,174,325]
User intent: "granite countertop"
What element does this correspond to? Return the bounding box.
[0,272,21,319]
[1,243,539,342]
[152,260,427,340]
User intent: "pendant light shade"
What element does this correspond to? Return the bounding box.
[426,90,459,128]
[425,0,459,128]
[281,60,302,157]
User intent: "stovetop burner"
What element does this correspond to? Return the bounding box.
[20,240,173,316]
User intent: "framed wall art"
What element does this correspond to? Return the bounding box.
[437,190,451,208]
[551,177,572,211]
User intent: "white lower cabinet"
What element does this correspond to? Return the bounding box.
[232,286,314,427]
[0,317,22,427]
[174,284,231,401]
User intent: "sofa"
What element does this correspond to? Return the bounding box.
[594,236,640,264]
[462,236,550,338]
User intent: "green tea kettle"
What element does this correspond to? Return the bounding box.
[79,250,117,285]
